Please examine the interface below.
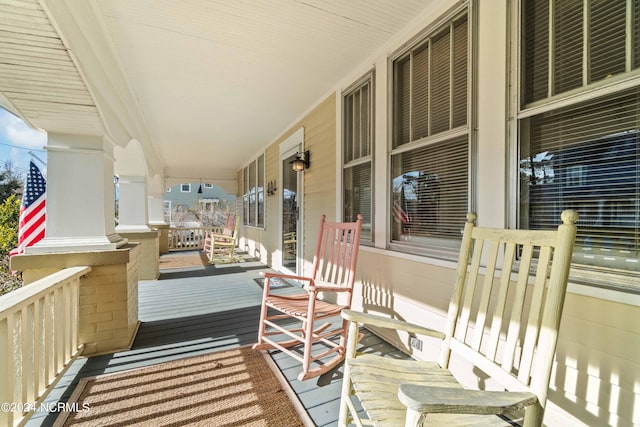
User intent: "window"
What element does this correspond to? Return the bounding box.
[343,71,374,242]
[242,154,265,227]
[204,183,213,189]
[519,0,640,272]
[390,10,470,251]
[166,187,171,192]
[180,183,190,193]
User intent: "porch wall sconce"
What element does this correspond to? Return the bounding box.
[267,180,277,196]
[291,150,310,172]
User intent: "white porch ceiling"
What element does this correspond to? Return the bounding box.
[0,0,435,186]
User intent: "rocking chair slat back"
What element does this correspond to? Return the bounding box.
[440,211,578,417]
[313,215,362,290]
[339,210,577,427]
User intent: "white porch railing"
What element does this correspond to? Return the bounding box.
[0,266,90,427]
[168,226,221,251]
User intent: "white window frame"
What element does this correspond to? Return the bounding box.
[387,5,473,256]
[242,153,265,228]
[510,0,640,290]
[342,70,375,244]
[180,183,191,193]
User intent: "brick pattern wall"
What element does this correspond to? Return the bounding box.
[78,245,140,355]
[119,231,159,280]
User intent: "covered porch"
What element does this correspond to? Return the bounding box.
[23,252,398,427]
[1,1,639,426]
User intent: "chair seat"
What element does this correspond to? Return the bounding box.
[266,293,346,318]
[349,354,523,427]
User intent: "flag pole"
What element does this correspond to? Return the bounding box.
[28,151,47,168]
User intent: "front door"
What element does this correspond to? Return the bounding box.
[281,149,301,274]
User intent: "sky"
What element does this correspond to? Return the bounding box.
[0,107,48,181]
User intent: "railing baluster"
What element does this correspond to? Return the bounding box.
[167,227,217,251]
[0,266,90,426]
[34,297,42,398]
[0,317,12,427]
[6,314,16,426]
[44,292,51,389]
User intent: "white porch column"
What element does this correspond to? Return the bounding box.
[116,175,151,232]
[28,133,127,253]
[147,192,166,225]
[116,175,160,279]
[147,192,169,255]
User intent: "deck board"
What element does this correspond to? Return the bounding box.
[24,255,405,427]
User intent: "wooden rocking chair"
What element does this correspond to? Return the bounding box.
[339,210,578,427]
[253,214,363,381]
[203,214,239,264]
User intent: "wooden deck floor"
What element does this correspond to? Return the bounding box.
[25,253,404,427]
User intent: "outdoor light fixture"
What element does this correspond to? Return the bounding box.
[267,180,277,196]
[197,180,203,194]
[291,150,310,172]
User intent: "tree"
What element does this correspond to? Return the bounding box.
[0,194,21,296]
[0,194,20,255]
[0,162,22,202]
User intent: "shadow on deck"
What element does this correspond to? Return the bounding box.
[26,252,403,427]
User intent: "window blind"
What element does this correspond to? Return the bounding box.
[242,155,264,228]
[520,0,640,272]
[391,137,468,242]
[394,14,468,147]
[248,159,256,226]
[257,153,264,227]
[393,56,411,147]
[523,0,636,104]
[523,0,549,103]
[343,72,374,242]
[520,88,640,271]
[590,0,626,83]
[242,166,249,225]
[553,1,583,94]
[344,163,372,240]
[390,10,469,249]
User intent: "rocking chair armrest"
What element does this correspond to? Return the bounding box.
[308,285,350,293]
[398,384,538,415]
[341,310,445,339]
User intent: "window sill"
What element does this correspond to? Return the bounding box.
[567,264,640,305]
[360,247,640,307]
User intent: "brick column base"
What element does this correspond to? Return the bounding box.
[11,244,141,356]
[118,230,159,280]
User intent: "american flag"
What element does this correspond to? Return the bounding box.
[10,161,46,256]
[393,200,409,224]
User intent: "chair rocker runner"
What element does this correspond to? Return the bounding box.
[253,214,363,381]
[339,210,578,427]
[203,214,239,264]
